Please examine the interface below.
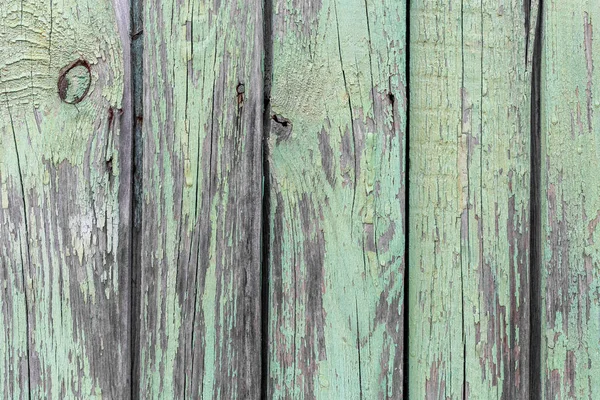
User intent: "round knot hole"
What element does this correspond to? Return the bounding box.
[58,60,91,104]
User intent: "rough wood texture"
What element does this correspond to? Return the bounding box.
[0,0,132,397]
[540,2,600,397]
[137,0,264,398]
[266,0,406,398]
[10,1,600,398]
[408,0,538,397]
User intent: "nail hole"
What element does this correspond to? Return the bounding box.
[237,83,245,105]
[58,60,91,104]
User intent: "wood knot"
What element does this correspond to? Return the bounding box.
[271,114,292,144]
[57,60,91,104]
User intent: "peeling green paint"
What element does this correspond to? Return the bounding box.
[138,0,263,398]
[3,0,600,398]
[541,2,600,397]
[408,0,538,398]
[267,0,406,398]
[0,0,132,397]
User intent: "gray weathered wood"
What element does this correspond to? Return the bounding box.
[0,0,132,397]
[136,0,264,398]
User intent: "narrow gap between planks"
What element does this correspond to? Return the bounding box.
[529,0,543,399]
[402,0,411,398]
[129,0,144,396]
[260,0,275,395]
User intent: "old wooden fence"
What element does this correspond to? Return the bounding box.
[0,0,598,398]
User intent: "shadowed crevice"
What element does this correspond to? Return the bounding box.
[529,1,543,399]
[403,0,410,398]
[129,0,143,397]
[261,0,274,396]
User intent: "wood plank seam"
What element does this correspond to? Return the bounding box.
[530,0,543,399]
[130,0,144,395]
[403,0,411,398]
[261,0,274,395]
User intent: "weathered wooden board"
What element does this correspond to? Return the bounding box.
[0,0,132,397]
[266,0,406,398]
[540,2,600,397]
[408,0,538,397]
[137,0,264,398]
[12,0,600,398]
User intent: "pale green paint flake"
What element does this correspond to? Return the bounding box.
[0,0,131,397]
[409,0,537,398]
[268,0,406,398]
[139,0,263,397]
[541,1,600,397]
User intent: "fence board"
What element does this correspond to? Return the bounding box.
[9,1,600,398]
[266,0,406,398]
[541,2,600,397]
[0,0,132,397]
[408,1,538,397]
[137,0,264,398]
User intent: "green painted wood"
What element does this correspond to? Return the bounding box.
[266,0,406,398]
[137,0,264,398]
[408,0,538,397]
[0,0,132,397]
[540,2,600,397]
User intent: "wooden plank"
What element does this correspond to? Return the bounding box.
[0,0,132,397]
[137,0,264,398]
[540,2,600,397]
[408,0,538,397]
[266,0,406,398]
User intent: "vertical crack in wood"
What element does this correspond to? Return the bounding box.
[4,90,32,400]
[130,0,143,396]
[261,0,274,395]
[403,0,410,397]
[524,0,532,66]
[459,1,468,397]
[529,1,543,399]
[355,299,364,400]
[332,0,358,224]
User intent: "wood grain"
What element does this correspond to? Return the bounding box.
[266,0,406,398]
[0,0,132,397]
[9,1,600,398]
[540,2,600,397]
[137,0,264,398]
[408,0,538,397]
